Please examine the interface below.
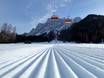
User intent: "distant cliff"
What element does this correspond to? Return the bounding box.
[27,16,81,36]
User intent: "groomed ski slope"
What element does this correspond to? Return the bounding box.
[0,43,104,78]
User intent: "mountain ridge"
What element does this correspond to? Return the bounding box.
[27,16,81,36]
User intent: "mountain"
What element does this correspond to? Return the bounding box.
[27,16,81,36]
[73,17,82,23]
[17,14,104,43]
[60,14,104,43]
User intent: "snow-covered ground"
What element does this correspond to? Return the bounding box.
[0,43,104,78]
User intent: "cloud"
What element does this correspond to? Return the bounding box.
[31,12,52,28]
[31,9,53,28]
[30,0,72,28]
[46,0,72,12]
[58,0,72,7]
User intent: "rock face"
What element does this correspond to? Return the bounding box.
[74,17,82,23]
[28,16,81,36]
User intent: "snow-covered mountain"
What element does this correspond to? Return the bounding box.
[28,16,81,36]
[74,17,82,23]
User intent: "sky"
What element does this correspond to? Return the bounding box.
[0,0,104,33]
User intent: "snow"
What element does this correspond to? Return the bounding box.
[0,43,104,78]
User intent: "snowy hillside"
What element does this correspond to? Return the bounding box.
[0,43,104,78]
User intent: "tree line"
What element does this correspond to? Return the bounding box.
[0,23,16,43]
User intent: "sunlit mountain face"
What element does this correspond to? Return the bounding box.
[0,0,104,33]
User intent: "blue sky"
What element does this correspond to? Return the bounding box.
[0,0,104,33]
